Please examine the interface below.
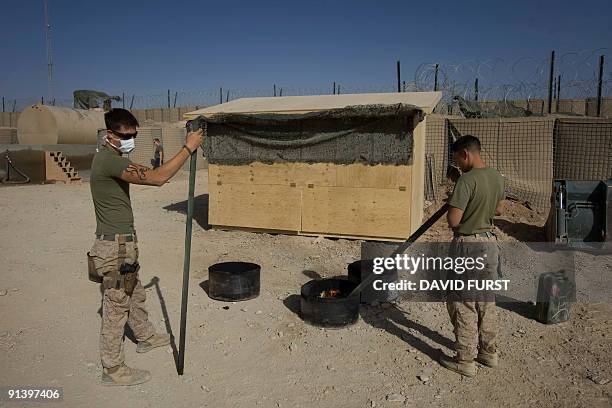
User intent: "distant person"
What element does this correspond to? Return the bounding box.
[152,138,164,168]
[88,108,203,386]
[440,135,505,377]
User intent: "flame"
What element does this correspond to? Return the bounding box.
[320,288,342,298]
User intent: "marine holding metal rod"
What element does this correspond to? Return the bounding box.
[87,108,204,386]
[440,135,505,377]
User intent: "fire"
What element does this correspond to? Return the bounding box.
[320,288,342,298]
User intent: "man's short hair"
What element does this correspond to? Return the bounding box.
[105,108,139,132]
[153,138,160,142]
[451,135,481,153]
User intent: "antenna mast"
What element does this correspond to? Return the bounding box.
[44,0,53,103]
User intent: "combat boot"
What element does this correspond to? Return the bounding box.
[101,364,151,386]
[476,351,498,368]
[439,355,476,377]
[136,333,171,353]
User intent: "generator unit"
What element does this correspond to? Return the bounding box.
[547,179,612,248]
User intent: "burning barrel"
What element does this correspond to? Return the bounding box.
[300,278,360,327]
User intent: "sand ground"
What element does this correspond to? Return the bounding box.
[1,172,611,408]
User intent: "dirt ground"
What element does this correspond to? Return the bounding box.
[1,171,611,408]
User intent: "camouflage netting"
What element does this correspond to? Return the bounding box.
[202,104,423,165]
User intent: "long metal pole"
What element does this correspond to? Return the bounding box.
[178,127,199,375]
[547,50,555,114]
[434,64,439,91]
[474,78,479,101]
[596,55,604,117]
[556,75,561,113]
[348,203,449,298]
[397,60,401,92]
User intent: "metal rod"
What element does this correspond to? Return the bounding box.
[337,85,341,94]
[596,55,604,117]
[556,75,561,113]
[174,92,178,108]
[274,84,276,97]
[548,50,555,114]
[219,87,223,104]
[333,82,336,95]
[41,96,44,105]
[178,129,199,375]
[474,78,479,101]
[279,88,283,97]
[129,94,135,110]
[122,92,125,109]
[226,90,229,103]
[2,97,4,112]
[434,64,439,91]
[348,203,449,298]
[167,89,171,108]
[397,60,401,92]
[12,100,16,112]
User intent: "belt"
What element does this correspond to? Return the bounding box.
[454,231,495,238]
[96,234,135,242]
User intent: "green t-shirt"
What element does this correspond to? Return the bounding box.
[90,145,134,235]
[448,167,505,235]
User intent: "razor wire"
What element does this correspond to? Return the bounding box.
[415,48,611,111]
[3,49,610,113]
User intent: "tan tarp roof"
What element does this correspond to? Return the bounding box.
[183,91,442,119]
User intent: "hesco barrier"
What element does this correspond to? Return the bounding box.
[425,115,612,208]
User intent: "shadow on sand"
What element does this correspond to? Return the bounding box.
[163,193,211,230]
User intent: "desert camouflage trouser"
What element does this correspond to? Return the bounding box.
[89,235,155,368]
[446,233,500,361]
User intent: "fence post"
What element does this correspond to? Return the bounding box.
[12,99,17,112]
[556,75,561,113]
[41,96,44,105]
[547,50,555,114]
[274,84,276,97]
[397,60,401,92]
[219,87,223,104]
[279,88,283,97]
[434,64,439,91]
[474,78,479,101]
[333,82,336,95]
[337,84,341,94]
[226,89,229,102]
[2,97,4,112]
[122,92,125,109]
[596,55,604,117]
[129,94,135,110]
[174,92,178,108]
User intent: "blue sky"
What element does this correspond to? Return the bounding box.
[1,0,610,105]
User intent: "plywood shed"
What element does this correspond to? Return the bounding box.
[185,92,442,241]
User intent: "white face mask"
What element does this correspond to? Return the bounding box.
[118,138,135,154]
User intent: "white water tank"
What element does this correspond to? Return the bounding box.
[17,104,105,145]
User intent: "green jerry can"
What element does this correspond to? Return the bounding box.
[535,271,573,324]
